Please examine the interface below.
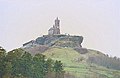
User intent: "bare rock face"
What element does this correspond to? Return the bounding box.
[23,45,49,55]
[22,34,83,54]
[23,35,83,48]
[36,35,83,48]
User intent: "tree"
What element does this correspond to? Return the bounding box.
[0,47,6,78]
[20,52,32,77]
[53,60,64,78]
[0,47,65,78]
[32,54,46,78]
[44,58,54,78]
[3,62,12,78]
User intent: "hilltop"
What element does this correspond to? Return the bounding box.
[22,34,83,55]
[21,18,120,78]
[22,18,83,55]
[22,34,120,78]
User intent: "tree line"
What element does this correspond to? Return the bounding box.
[87,54,120,70]
[0,46,64,78]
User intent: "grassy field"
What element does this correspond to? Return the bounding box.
[43,47,120,78]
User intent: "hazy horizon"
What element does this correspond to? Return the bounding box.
[0,0,120,57]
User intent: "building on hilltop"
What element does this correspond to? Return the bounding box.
[23,17,84,48]
[48,17,60,35]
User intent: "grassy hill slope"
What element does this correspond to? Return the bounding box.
[43,47,120,78]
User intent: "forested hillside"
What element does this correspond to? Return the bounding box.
[0,47,64,78]
[1,46,120,78]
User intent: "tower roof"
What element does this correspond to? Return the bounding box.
[48,27,54,31]
[56,17,59,20]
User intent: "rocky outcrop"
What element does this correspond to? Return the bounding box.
[23,34,83,48]
[22,34,83,55]
[23,45,49,55]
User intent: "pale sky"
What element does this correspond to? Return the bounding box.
[0,0,120,57]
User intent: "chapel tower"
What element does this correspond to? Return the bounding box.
[55,17,60,28]
[48,17,60,35]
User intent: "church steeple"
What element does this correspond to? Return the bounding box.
[48,17,60,35]
[55,17,60,28]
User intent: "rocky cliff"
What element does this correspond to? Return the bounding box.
[23,34,83,48]
[22,34,83,55]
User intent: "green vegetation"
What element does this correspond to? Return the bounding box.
[43,47,120,78]
[0,47,64,78]
[1,45,120,78]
